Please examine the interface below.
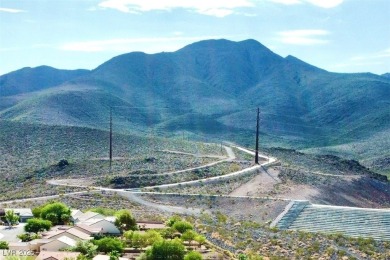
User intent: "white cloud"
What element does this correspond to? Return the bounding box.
[198,8,234,17]
[268,0,343,8]
[0,7,26,13]
[350,48,390,61]
[96,0,344,17]
[334,48,390,71]
[334,61,384,68]
[269,0,301,5]
[278,29,330,45]
[59,36,230,52]
[305,0,343,8]
[97,0,254,17]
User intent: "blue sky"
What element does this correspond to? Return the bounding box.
[0,0,389,75]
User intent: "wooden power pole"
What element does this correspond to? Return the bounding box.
[109,107,113,170]
[255,107,260,164]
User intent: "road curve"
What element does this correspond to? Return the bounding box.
[116,191,204,215]
[1,144,276,216]
[0,191,90,206]
[140,145,276,190]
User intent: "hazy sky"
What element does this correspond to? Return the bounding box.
[0,0,389,75]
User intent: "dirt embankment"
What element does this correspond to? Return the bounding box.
[230,164,390,208]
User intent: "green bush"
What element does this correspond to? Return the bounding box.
[166,215,182,227]
[0,241,9,249]
[184,251,203,260]
[25,218,52,233]
[181,230,197,245]
[17,233,41,242]
[173,221,193,233]
[69,240,98,258]
[94,237,124,253]
[40,202,71,225]
[114,209,137,232]
[145,239,185,260]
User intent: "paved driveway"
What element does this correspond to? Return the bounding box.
[0,224,25,242]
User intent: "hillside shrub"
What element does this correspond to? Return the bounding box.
[173,220,193,233]
[145,239,185,260]
[184,251,203,260]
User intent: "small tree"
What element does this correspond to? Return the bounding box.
[144,230,163,246]
[114,209,137,232]
[45,213,59,225]
[123,230,134,245]
[61,214,70,225]
[172,220,193,234]
[238,254,248,260]
[130,232,147,249]
[184,251,203,260]
[0,241,9,249]
[194,235,206,248]
[146,239,185,260]
[25,218,52,233]
[181,230,197,246]
[109,250,120,260]
[58,159,69,167]
[32,204,45,218]
[18,232,41,242]
[161,227,176,239]
[69,240,98,259]
[40,202,71,225]
[5,210,19,226]
[94,237,124,254]
[166,215,182,227]
[76,254,89,260]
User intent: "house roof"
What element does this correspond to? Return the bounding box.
[82,218,106,226]
[93,255,127,260]
[56,236,77,247]
[8,242,31,248]
[30,239,53,245]
[105,216,116,223]
[75,224,103,234]
[66,228,92,240]
[75,211,103,222]
[42,226,73,238]
[37,251,80,260]
[71,209,83,218]
[5,208,33,217]
[45,228,91,240]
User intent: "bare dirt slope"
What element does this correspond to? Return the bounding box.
[230,165,390,208]
[229,166,281,196]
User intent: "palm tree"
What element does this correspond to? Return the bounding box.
[5,210,19,227]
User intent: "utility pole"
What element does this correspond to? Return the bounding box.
[109,107,113,170]
[255,107,260,164]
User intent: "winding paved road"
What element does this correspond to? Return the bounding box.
[2,144,277,216]
[0,191,90,206]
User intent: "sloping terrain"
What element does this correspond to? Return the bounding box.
[274,201,390,241]
[0,120,221,201]
[0,66,89,111]
[1,39,389,170]
[302,129,390,175]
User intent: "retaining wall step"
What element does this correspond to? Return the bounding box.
[273,202,390,241]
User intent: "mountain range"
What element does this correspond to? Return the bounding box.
[1,39,389,172]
